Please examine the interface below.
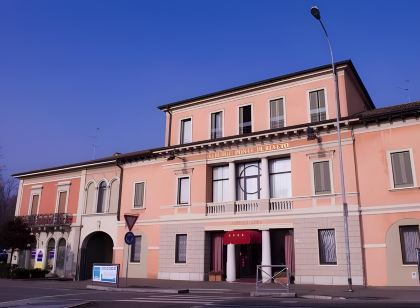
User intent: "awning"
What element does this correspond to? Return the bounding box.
[223,230,262,245]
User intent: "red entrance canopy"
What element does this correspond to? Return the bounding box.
[223,230,262,245]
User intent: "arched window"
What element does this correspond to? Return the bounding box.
[96,181,107,213]
[85,182,95,214]
[109,179,119,213]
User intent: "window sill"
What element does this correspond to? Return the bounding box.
[173,204,190,208]
[132,207,146,210]
[389,186,419,192]
[129,262,141,265]
[401,264,417,267]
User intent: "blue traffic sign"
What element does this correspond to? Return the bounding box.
[124,231,135,245]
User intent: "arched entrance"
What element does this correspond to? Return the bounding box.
[55,238,66,277]
[46,238,55,272]
[79,232,114,280]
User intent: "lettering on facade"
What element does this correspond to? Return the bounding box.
[207,142,289,159]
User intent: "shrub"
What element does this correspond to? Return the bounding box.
[0,263,11,278]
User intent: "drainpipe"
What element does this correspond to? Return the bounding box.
[167,108,173,147]
[116,156,124,222]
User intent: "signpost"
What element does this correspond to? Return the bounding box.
[123,214,138,287]
[92,264,119,284]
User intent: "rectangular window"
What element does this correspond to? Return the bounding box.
[180,118,192,144]
[318,229,337,265]
[313,161,331,195]
[130,235,142,263]
[211,112,223,139]
[269,158,291,198]
[239,105,252,134]
[30,194,39,215]
[177,177,190,205]
[237,162,260,200]
[175,234,187,263]
[390,151,414,188]
[309,89,326,123]
[57,191,67,213]
[399,225,420,264]
[212,166,229,202]
[270,98,285,129]
[133,182,145,208]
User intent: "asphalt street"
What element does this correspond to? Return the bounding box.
[1,280,420,308]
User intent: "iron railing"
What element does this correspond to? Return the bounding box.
[21,213,73,228]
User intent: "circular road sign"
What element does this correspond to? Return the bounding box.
[124,231,135,245]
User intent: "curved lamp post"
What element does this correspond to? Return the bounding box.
[310,6,353,292]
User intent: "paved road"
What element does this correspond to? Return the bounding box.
[1,280,420,308]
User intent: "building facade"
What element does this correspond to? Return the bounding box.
[13,60,420,286]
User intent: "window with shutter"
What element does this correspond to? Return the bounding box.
[212,166,229,202]
[313,161,331,195]
[399,225,420,264]
[270,98,285,129]
[130,236,142,263]
[390,151,414,188]
[57,191,67,213]
[211,112,223,139]
[30,194,40,215]
[175,234,187,263]
[134,182,145,208]
[180,118,192,144]
[177,177,190,205]
[318,229,337,264]
[309,89,326,123]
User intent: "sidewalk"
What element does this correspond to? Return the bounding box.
[88,278,420,301]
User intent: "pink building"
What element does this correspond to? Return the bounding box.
[13,60,420,286]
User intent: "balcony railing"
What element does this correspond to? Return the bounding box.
[206,198,294,216]
[21,213,73,228]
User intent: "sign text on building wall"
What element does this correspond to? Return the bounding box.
[207,142,289,159]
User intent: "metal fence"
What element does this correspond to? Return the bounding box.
[256,265,290,294]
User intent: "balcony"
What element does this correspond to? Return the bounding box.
[21,213,73,229]
[206,198,293,216]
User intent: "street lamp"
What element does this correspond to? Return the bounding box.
[310,6,353,292]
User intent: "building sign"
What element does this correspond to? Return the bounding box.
[207,142,289,159]
[92,264,119,284]
[34,249,44,269]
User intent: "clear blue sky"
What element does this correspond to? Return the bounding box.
[1,0,419,178]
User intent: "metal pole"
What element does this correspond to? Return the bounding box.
[317,18,353,292]
[125,244,130,288]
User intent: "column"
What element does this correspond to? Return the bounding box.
[261,230,272,282]
[260,157,270,199]
[226,243,236,282]
[228,162,236,201]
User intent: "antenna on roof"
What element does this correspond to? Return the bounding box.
[89,127,100,159]
[397,80,411,103]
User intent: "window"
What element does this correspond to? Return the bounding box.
[130,235,142,263]
[390,151,414,188]
[180,118,192,144]
[175,234,187,263]
[270,98,285,129]
[30,194,39,215]
[211,112,223,139]
[239,105,252,134]
[96,181,107,213]
[313,161,331,195]
[177,177,190,205]
[269,158,291,198]
[133,182,145,208]
[213,166,229,202]
[57,191,67,213]
[309,89,326,122]
[318,229,337,265]
[237,162,260,200]
[399,225,420,264]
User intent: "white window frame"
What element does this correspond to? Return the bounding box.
[132,181,146,209]
[268,156,292,199]
[176,175,191,206]
[267,96,287,129]
[94,179,109,214]
[311,158,334,196]
[387,148,417,190]
[54,182,70,214]
[179,117,193,144]
[237,103,254,135]
[317,228,338,266]
[307,87,329,123]
[209,110,224,139]
[129,235,142,264]
[28,189,42,215]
